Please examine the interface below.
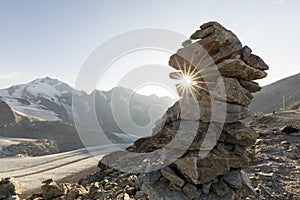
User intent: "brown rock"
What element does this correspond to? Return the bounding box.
[65,185,87,200]
[239,80,262,93]
[168,182,182,192]
[168,39,219,71]
[212,37,242,63]
[125,186,136,196]
[41,181,67,199]
[0,177,21,198]
[165,99,249,124]
[245,54,269,70]
[170,24,242,72]
[151,119,256,152]
[173,150,250,185]
[161,167,185,187]
[192,21,239,46]
[220,122,259,147]
[190,28,213,40]
[151,120,202,149]
[207,77,253,107]
[216,58,267,81]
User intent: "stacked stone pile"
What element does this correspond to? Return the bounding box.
[98,21,269,199]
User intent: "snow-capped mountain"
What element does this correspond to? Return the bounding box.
[0,77,175,134]
[0,77,76,122]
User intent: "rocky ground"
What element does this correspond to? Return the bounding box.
[0,137,60,158]
[245,110,300,200]
[1,111,297,200]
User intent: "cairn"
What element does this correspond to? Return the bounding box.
[99,21,268,199]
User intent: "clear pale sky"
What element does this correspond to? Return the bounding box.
[0,0,299,96]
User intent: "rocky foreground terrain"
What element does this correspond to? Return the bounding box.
[246,111,300,199]
[1,111,298,200]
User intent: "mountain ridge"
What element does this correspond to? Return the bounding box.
[0,76,175,135]
[250,72,300,113]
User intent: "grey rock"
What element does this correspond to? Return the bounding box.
[168,182,182,192]
[208,187,236,200]
[190,28,213,40]
[221,122,258,147]
[239,80,262,93]
[202,181,212,194]
[145,170,161,184]
[141,182,188,200]
[182,39,192,47]
[241,46,252,61]
[211,180,230,196]
[245,54,269,70]
[210,77,253,107]
[216,58,267,81]
[183,183,201,199]
[174,150,250,185]
[240,171,256,196]
[222,170,243,189]
[165,99,249,124]
[212,37,242,63]
[234,145,251,162]
[161,167,185,187]
[170,24,242,72]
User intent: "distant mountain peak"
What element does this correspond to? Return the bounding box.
[30,76,71,88]
[0,77,175,130]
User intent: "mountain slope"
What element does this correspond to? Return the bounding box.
[250,73,300,113]
[0,99,16,126]
[0,77,175,134]
[0,77,75,122]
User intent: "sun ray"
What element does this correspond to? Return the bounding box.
[173,45,223,102]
